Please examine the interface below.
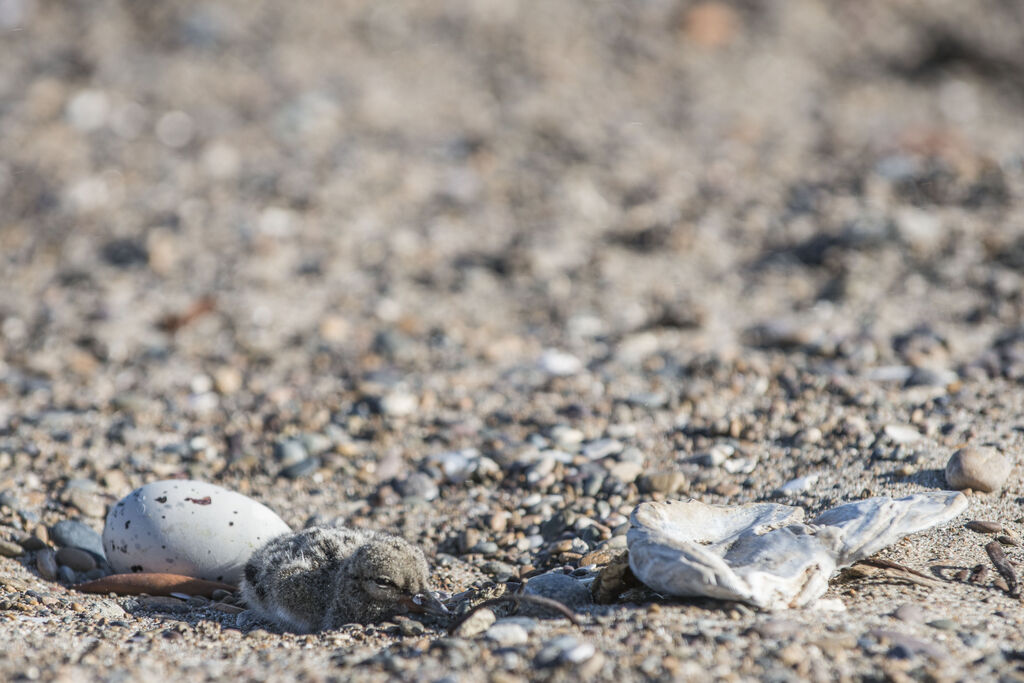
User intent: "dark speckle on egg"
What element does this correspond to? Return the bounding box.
[125,520,130,529]
[131,565,143,572]
[155,496,168,504]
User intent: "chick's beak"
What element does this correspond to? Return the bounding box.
[405,591,449,617]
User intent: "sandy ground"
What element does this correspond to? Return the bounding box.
[3,0,1024,680]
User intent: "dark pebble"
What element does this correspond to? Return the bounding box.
[279,457,321,479]
[49,520,105,560]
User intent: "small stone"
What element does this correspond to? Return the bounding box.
[522,572,593,614]
[213,367,243,394]
[884,424,923,444]
[606,461,643,483]
[394,472,439,502]
[893,603,925,623]
[637,471,686,495]
[56,546,97,572]
[535,636,596,667]
[380,391,418,417]
[49,520,105,559]
[454,608,495,637]
[36,548,58,580]
[777,474,819,496]
[945,447,1011,493]
[273,439,308,466]
[927,619,957,631]
[488,512,509,533]
[68,489,106,518]
[965,520,1003,534]
[58,565,77,584]
[138,596,191,613]
[279,457,321,479]
[485,621,529,647]
[538,349,583,376]
[579,549,616,567]
[582,439,623,460]
[0,536,26,558]
[752,618,802,639]
[397,617,425,636]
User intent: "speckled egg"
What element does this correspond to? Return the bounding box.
[103,480,291,585]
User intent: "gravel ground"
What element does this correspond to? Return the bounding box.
[4,0,1024,680]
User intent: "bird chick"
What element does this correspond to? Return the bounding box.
[240,526,447,633]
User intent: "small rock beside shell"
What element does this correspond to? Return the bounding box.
[945,447,1011,493]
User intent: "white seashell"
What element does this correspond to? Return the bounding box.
[627,491,967,610]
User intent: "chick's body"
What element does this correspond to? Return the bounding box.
[240,526,437,633]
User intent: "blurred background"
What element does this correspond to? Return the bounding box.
[2,0,1024,486]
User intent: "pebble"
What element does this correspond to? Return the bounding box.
[605,461,643,483]
[395,472,439,502]
[945,447,1011,493]
[428,449,483,484]
[927,619,957,631]
[454,607,495,637]
[965,520,1003,534]
[58,565,77,584]
[56,546,97,572]
[36,548,59,580]
[893,603,925,623]
[777,473,819,495]
[538,349,583,376]
[273,439,308,466]
[0,539,23,557]
[67,488,107,518]
[380,390,418,417]
[535,636,596,666]
[637,471,686,495]
[50,520,105,559]
[484,621,529,647]
[279,457,321,479]
[751,618,803,638]
[522,572,593,613]
[883,424,923,444]
[582,439,623,460]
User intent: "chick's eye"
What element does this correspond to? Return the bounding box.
[374,577,396,588]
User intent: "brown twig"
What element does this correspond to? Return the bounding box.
[985,541,1020,598]
[158,296,216,333]
[855,558,942,582]
[446,594,580,635]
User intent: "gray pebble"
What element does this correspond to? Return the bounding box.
[395,472,439,502]
[522,572,593,614]
[582,439,623,460]
[56,546,97,572]
[945,447,1011,493]
[279,457,321,479]
[49,520,105,559]
[892,603,925,623]
[273,439,308,466]
[637,471,687,494]
[484,622,529,647]
[36,548,58,581]
[0,539,23,557]
[535,636,596,667]
[454,608,495,637]
[57,565,77,584]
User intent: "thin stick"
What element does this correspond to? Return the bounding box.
[985,541,1020,598]
[446,594,580,635]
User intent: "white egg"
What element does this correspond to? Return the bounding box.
[103,480,291,585]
